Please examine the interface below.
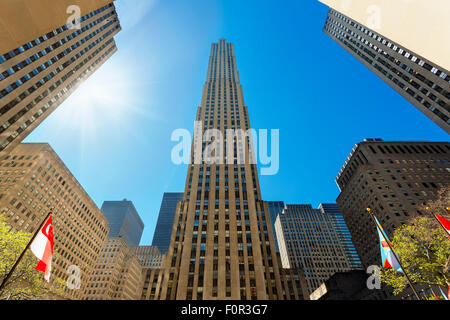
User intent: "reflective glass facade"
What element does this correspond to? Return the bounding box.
[152,192,184,254]
[101,199,144,246]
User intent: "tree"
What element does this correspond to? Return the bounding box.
[0,214,64,300]
[379,186,450,296]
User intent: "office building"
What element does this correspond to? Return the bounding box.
[320,1,450,133]
[318,203,362,270]
[155,39,297,300]
[132,245,164,269]
[84,237,142,300]
[152,192,184,254]
[131,246,165,300]
[275,204,352,294]
[101,199,144,246]
[0,1,121,156]
[265,201,284,252]
[336,139,450,270]
[0,143,110,299]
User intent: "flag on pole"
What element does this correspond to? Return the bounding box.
[30,215,54,281]
[374,216,403,273]
[435,214,450,237]
[439,287,448,301]
[431,287,440,300]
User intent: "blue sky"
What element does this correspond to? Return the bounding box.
[24,0,449,245]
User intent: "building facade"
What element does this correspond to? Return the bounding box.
[132,245,163,269]
[152,192,184,254]
[265,201,285,252]
[0,0,117,55]
[318,203,362,270]
[131,246,165,300]
[318,0,450,71]
[0,143,110,299]
[101,199,144,246]
[0,1,121,156]
[336,139,450,271]
[84,237,142,300]
[277,252,309,301]
[322,7,450,133]
[155,39,293,300]
[275,204,353,294]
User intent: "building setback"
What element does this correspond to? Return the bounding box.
[101,199,144,246]
[335,139,450,298]
[152,192,184,254]
[321,7,450,133]
[0,1,121,157]
[275,204,353,294]
[84,237,142,300]
[155,39,304,300]
[0,143,110,299]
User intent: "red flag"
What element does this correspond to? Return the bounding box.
[30,215,54,281]
[435,214,450,236]
[431,288,439,300]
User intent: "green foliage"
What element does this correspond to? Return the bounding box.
[380,216,450,296]
[0,214,64,300]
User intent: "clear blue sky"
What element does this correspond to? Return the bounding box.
[24,0,449,245]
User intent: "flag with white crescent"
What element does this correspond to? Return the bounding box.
[30,215,54,281]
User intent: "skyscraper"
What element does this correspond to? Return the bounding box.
[274,204,353,294]
[320,1,450,133]
[0,143,110,300]
[318,203,362,270]
[156,39,294,300]
[101,199,144,246]
[0,1,121,156]
[84,237,142,300]
[336,139,450,271]
[152,192,184,254]
[265,201,285,252]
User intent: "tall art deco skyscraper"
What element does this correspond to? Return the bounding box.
[0,0,121,156]
[155,39,295,300]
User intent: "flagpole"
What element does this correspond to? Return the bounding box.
[366,207,422,300]
[0,210,52,293]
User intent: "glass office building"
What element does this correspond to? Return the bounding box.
[101,199,144,246]
[152,192,184,254]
